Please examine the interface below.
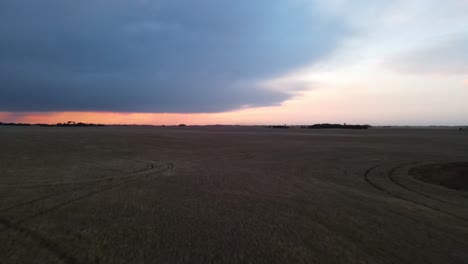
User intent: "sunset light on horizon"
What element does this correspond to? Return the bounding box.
[1,0,467,125]
[2,1,468,262]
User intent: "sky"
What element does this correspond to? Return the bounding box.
[1,0,467,125]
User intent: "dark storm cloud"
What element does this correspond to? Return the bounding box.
[0,0,346,112]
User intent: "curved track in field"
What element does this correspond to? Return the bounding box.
[363,163,468,223]
[387,166,460,206]
[0,159,159,213]
[0,159,154,188]
[0,160,174,264]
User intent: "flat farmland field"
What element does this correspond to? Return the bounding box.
[1,126,467,263]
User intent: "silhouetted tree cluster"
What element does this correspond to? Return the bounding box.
[0,122,31,126]
[56,122,105,127]
[266,125,289,129]
[305,123,371,129]
[0,121,105,127]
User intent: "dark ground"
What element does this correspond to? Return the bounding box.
[410,162,468,191]
[0,126,467,263]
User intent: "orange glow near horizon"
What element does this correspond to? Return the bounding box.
[0,109,292,126]
[2,74,468,126]
[0,96,319,125]
[0,111,232,125]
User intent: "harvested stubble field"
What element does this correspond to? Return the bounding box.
[0,126,467,264]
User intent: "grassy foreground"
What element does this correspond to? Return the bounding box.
[1,126,467,263]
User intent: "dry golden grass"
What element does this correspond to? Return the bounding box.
[1,126,467,263]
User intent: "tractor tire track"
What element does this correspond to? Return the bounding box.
[0,162,173,230]
[363,165,468,247]
[0,218,79,264]
[0,159,152,188]
[364,164,468,223]
[387,164,460,207]
[0,162,173,264]
[363,165,382,192]
[0,160,157,214]
[374,200,468,248]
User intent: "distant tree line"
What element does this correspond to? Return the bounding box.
[0,122,32,126]
[265,123,372,129]
[266,125,289,129]
[304,123,371,129]
[54,121,105,127]
[0,121,105,127]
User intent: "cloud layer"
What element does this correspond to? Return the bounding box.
[0,0,346,112]
[386,36,468,76]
